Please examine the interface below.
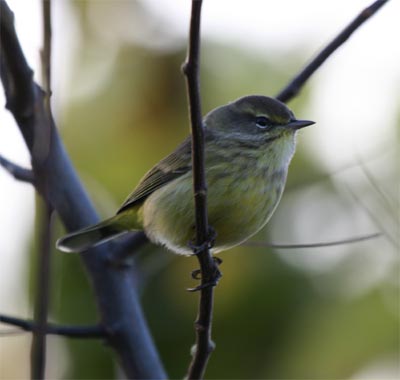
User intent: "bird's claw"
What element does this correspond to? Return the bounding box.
[187,256,223,292]
[191,268,202,280]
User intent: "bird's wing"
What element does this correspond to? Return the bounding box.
[117,137,192,213]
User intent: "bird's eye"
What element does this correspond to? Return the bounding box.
[255,116,270,129]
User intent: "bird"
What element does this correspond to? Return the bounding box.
[56,95,314,256]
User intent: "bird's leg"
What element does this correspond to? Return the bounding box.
[207,226,217,249]
[187,226,222,291]
[188,226,217,254]
[191,268,202,280]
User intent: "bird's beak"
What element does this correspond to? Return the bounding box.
[288,119,315,130]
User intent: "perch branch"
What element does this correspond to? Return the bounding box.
[276,0,389,103]
[182,1,219,379]
[0,1,166,378]
[0,314,105,338]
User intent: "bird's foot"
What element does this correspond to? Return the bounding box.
[188,226,217,255]
[187,256,223,292]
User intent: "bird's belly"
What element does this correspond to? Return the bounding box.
[142,169,286,255]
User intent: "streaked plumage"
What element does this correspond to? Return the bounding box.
[57,95,314,255]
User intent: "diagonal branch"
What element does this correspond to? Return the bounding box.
[0,314,105,338]
[0,1,166,378]
[182,1,219,379]
[276,0,389,103]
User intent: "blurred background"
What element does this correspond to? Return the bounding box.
[0,0,399,379]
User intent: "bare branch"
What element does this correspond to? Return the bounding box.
[0,314,105,338]
[31,205,53,380]
[0,2,166,378]
[0,154,35,183]
[276,0,389,103]
[41,0,52,113]
[30,3,54,379]
[344,184,398,248]
[246,232,382,249]
[0,329,25,336]
[182,1,219,379]
[182,1,209,255]
[356,156,398,217]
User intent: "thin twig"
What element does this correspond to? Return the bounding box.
[30,3,53,379]
[356,156,398,218]
[0,329,25,336]
[0,314,105,338]
[182,2,208,254]
[183,1,219,379]
[31,205,53,380]
[276,0,389,103]
[246,232,381,249]
[344,183,397,247]
[0,154,35,183]
[41,0,51,115]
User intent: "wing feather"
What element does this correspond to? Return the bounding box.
[117,137,192,213]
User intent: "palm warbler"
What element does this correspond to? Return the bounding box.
[57,95,314,255]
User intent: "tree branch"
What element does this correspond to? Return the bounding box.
[0,1,166,378]
[30,3,53,379]
[0,154,35,183]
[276,0,389,103]
[31,204,53,380]
[182,1,219,379]
[0,314,105,338]
[246,232,382,249]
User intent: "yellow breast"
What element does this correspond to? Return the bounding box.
[142,163,287,255]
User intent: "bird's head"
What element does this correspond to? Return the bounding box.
[205,95,314,143]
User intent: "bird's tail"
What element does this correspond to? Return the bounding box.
[56,213,136,253]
